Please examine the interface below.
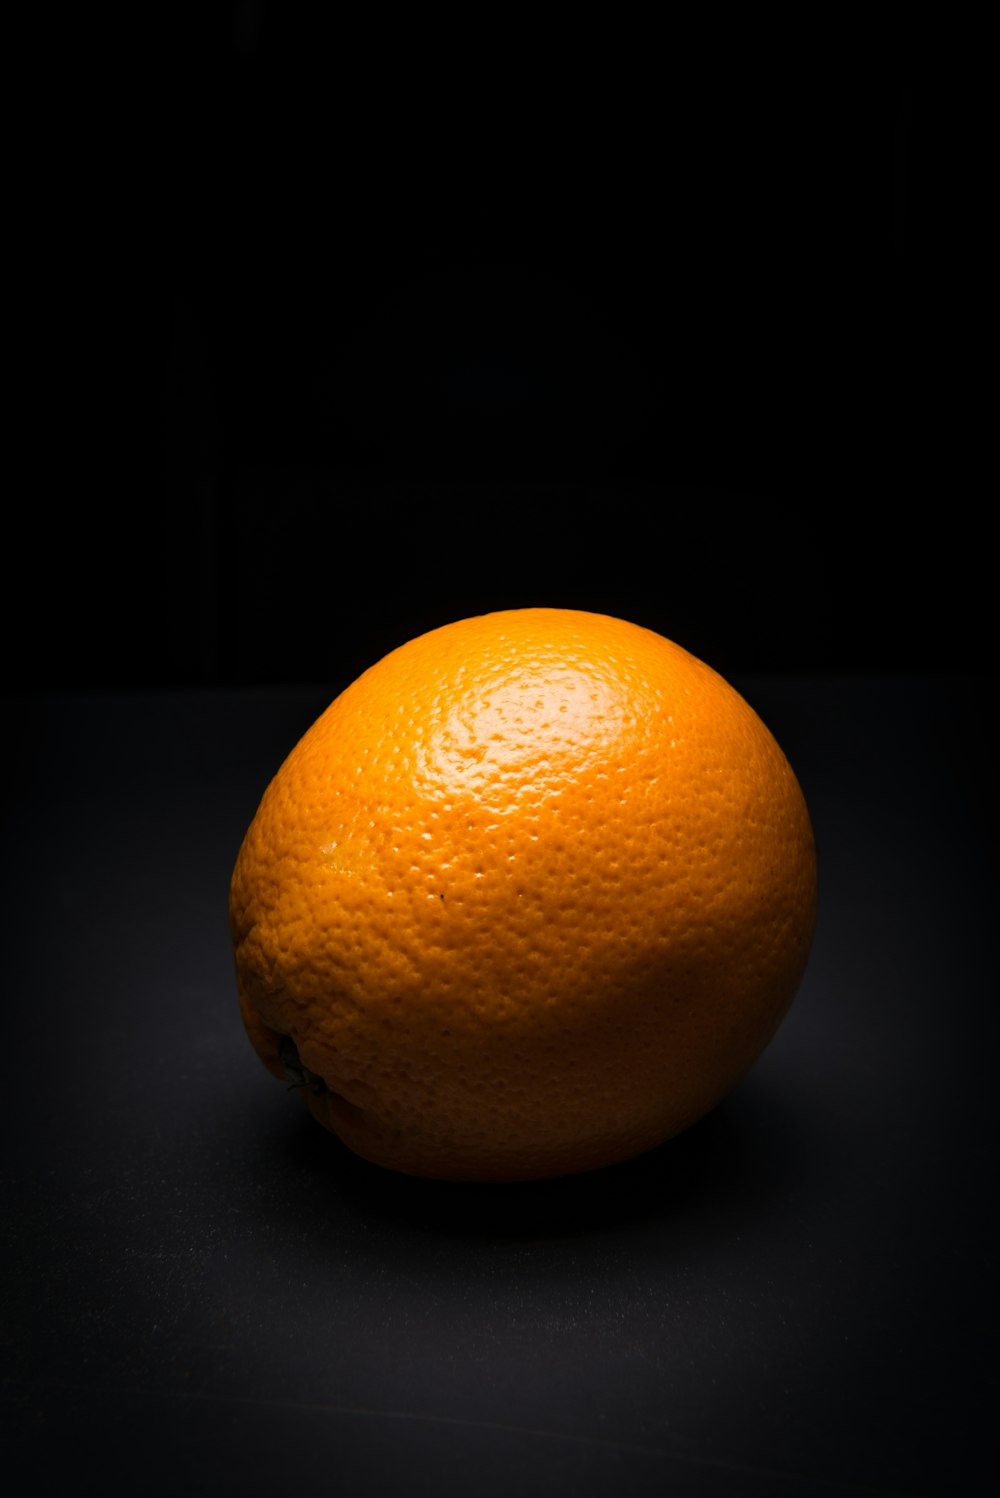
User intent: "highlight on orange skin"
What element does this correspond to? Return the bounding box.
[230,608,817,1181]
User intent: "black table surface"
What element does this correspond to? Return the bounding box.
[3,675,995,1497]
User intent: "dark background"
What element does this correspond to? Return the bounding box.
[16,11,985,693]
[4,18,996,1494]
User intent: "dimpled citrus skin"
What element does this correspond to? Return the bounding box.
[229,608,816,1181]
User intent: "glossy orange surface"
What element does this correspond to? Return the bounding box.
[229,609,816,1180]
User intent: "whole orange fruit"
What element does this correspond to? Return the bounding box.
[229,608,816,1181]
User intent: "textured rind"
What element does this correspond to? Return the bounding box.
[229,608,817,1181]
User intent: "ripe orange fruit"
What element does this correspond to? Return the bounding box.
[229,608,816,1181]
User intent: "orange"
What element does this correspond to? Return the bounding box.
[229,608,816,1181]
